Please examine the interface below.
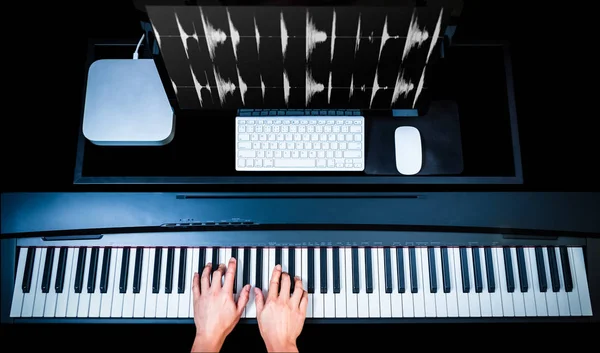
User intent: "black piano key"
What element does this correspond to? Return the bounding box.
[152,247,162,293]
[559,246,573,292]
[484,247,495,293]
[134,247,144,294]
[86,247,99,293]
[534,246,547,292]
[99,248,112,293]
[320,248,328,293]
[472,247,483,293]
[212,247,219,273]
[383,247,392,294]
[74,247,87,294]
[165,247,175,294]
[41,247,55,293]
[308,247,315,293]
[289,247,296,292]
[547,246,560,292]
[459,247,470,293]
[55,247,68,293]
[409,247,418,294]
[365,247,373,294]
[333,248,340,293]
[177,247,187,294]
[275,247,282,266]
[503,247,515,293]
[441,247,451,293]
[198,247,206,273]
[231,247,238,292]
[255,247,263,290]
[428,247,437,293]
[396,247,405,293]
[516,247,528,292]
[119,247,131,293]
[22,247,36,293]
[351,247,359,294]
[243,248,251,285]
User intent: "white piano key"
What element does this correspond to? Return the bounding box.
[313,248,324,318]
[268,247,276,300]
[224,248,232,286]
[466,248,480,317]
[43,249,61,317]
[335,248,347,318]
[510,248,526,317]
[324,247,336,318]
[188,248,199,318]
[564,248,581,316]
[100,249,118,317]
[412,248,425,317]
[111,248,125,317]
[262,248,271,298]
[56,249,75,317]
[156,247,169,318]
[344,248,358,318]
[478,249,492,317]
[10,248,28,317]
[246,248,258,318]
[235,248,245,307]
[378,248,391,318]
[144,248,158,318]
[420,248,436,317]
[281,248,289,273]
[489,248,504,317]
[402,247,414,317]
[554,247,570,316]
[357,247,370,318]
[526,247,547,316]
[135,248,151,318]
[542,247,559,316]
[433,248,447,318]
[32,248,48,317]
[453,248,469,317]
[219,248,227,286]
[570,247,592,316]
[77,248,93,317]
[302,248,312,318]
[66,249,82,318]
[122,249,138,318]
[521,248,537,317]
[205,248,213,269]
[166,248,181,318]
[495,248,513,316]
[389,248,403,318]
[445,247,459,317]
[294,248,302,291]
[88,248,105,317]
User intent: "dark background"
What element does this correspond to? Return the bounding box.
[1,0,596,350]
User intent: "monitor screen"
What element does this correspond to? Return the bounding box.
[146,5,452,110]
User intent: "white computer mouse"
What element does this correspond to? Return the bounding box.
[394,126,422,175]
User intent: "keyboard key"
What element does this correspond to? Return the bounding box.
[133,247,144,293]
[409,247,418,293]
[534,246,547,292]
[516,247,528,292]
[441,247,451,293]
[428,247,437,293]
[55,247,68,293]
[559,246,573,292]
[99,248,112,293]
[87,247,99,293]
[503,247,515,293]
[22,247,36,293]
[41,247,55,293]
[383,247,392,294]
[351,247,359,294]
[484,247,495,293]
[547,246,560,292]
[165,247,175,294]
[396,247,405,293]
[459,247,470,293]
[472,247,483,293]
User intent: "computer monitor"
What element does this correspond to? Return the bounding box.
[136,0,459,114]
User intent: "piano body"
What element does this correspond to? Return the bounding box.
[1,192,598,324]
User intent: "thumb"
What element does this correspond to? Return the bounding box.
[236,284,251,317]
[254,287,265,315]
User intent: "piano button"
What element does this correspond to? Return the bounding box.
[559,246,573,292]
[356,247,369,318]
[288,247,296,291]
[237,248,247,318]
[156,246,170,318]
[570,247,592,316]
[255,247,264,293]
[377,248,391,317]
[87,247,99,294]
[433,247,447,317]
[165,247,175,294]
[198,247,206,274]
[88,248,105,317]
[324,248,336,318]
[428,247,437,294]
[111,248,125,317]
[522,248,537,316]
[453,247,470,317]
[177,247,187,294]
[275,247,282,267]
[320,248,328,294]
[335,247,347,318]
[441,247,451,293]
[313,248,324,318]
[553,246,570,316]
[135,248,151,318]
[246,248,258,318]
[134,247,144,294]
[77,248,93,317]
[445,248,459,317]
[396,247,405,293]
[465,247,481,317]
[145,248,158,318]
[188,248,200,318]
[55,247,68,293]
[484,247,495,293]
[212,247,219,273]
[308,247,315,294]
[409,247,418,294]
[510,247,526,316]
[43,248,59,317]
[243,247,251,286]
[412,248,425,317]
[472,247,483,293]
[563,248,581,316]
[351,247,359,294]
[74,247,87,294]
[420,248,436,317]
[503,247,515,293]
[119,247,131,294]
[41,247,55,294]
[282,247,289,274]
[389,247,402,317]
[99,248,111,293]
[56,249,74,317]
[167,248,181,318]
[344,248,358,318]
[22,247,36,293]
[516,247,528,292]
[383,247,392,294]
[526,247,547,316]
[10,248,28,317]
[477,248,492,317]
[459,247,470,293]
[534,247,547,292]
[302,248,312,318]
[541,247,559,316]
[402,247,415,317]
[495,247,514,317]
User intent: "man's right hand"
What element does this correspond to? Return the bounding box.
[254,264,308,353]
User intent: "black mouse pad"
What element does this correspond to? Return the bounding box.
[365,100,464,175]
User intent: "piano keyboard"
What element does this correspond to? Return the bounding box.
[10,245,592,319]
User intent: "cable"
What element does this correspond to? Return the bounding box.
[133,33,145,59]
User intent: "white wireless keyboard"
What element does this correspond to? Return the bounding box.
[235,116,365,171]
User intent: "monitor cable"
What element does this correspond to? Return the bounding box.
[133,33,145,60]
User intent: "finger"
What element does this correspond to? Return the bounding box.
[290,276,304,306]
[280,272,291,301]
[222,257,237,293]
[192,272,200,300]
[212,264,226,289]
[201,263,212,293]
[254,287,265,315]
[236,284,251,317]
[267,264,282,301]
[299,289,309,314]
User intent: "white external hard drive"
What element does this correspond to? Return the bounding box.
[82,59,175,146]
